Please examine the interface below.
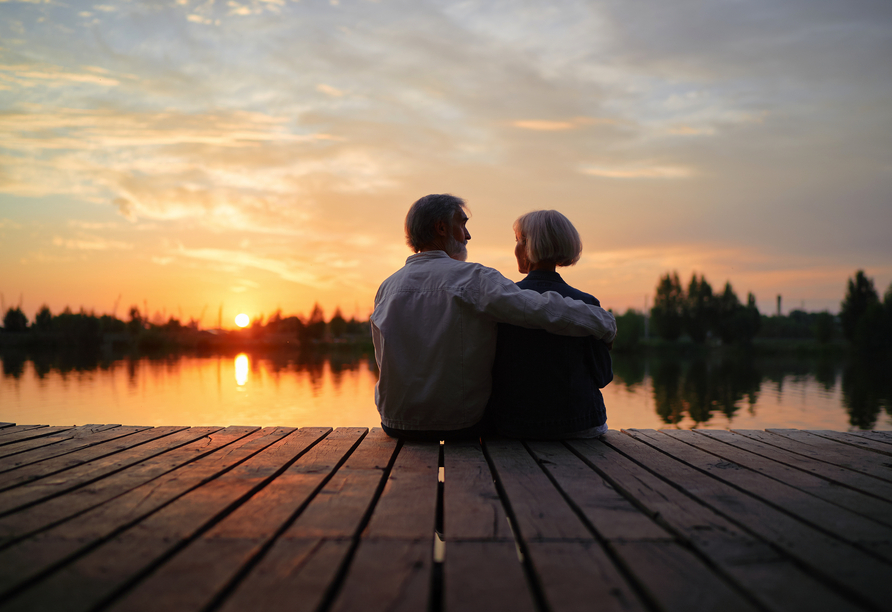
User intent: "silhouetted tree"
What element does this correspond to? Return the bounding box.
[716,282,741,344]
[813,311,835,344]
[2,307,28,332]
[329,307,347,339]
[613,309,644,351]
[127,306,144,335]
[684,274,716,344]
[651,272,685,341]
[307,303,326,341]
[34,305,53,332]
[840,270,879,342]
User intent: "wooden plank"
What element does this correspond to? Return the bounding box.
[526,440,669,542]
[0,423,15,430]
[0,426,281,599]
[0,428,331,612]
[0,426,70,447]
[807,430,892,457]
[102,428,366,612]
[484,438,649,612]
[442,440,531,612]
[0,426,184,497]
[621,429,892,611]
[660,430,892,562]
[444,541,536,612]
[484,439,591,540]
[0,425,112,460]
[0,427,230,544]
[327,441,439,612]
[0,425,148,482]
[692,430,892,524]
[331,539,432,612]
[847,431,892,446]
[443,439,511,541]
[525,439,762,612]
[764,430,892,481]
[218,429,399,612]
[0,426,193,516]
[0,426,47,438]
[730,429,892,504]
[571,434,862,612]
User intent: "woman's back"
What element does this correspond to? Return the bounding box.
[487,270,613,438]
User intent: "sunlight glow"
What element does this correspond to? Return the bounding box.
[235,353,249,386]
[235,313,250,328]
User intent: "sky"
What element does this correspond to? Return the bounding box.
[1,0,891,328]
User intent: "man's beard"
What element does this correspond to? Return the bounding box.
[446,234,468,262]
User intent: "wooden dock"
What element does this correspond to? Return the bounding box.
[0,423,891,612]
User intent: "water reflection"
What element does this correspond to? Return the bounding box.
[235,354,249,386]
[1,349,890,430]
[609,352,891,430]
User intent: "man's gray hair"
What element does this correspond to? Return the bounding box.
[514,210,582,267]
[405,194,467,252]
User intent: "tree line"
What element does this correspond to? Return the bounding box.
[611,269,892,353]
[0,303,370,352]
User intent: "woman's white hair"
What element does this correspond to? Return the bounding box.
[514,210,582,267]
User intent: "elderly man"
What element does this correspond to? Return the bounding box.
[371,194,616,441]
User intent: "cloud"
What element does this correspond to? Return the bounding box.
[580,164,695,179]
[316,84,345,97]
[512,120,574,131]
[52,236,134,250]
[176,246,329,287]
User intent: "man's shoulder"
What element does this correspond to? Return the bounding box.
[377,254,506,293]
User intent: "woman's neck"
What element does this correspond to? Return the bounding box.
[528,261,556,273]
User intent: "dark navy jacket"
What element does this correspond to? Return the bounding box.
[486,270,612,437]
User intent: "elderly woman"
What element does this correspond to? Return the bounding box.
[487,210,613,438]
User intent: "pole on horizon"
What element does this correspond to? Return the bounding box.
[777,294,782,316]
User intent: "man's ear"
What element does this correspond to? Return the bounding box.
[434,220,448,237]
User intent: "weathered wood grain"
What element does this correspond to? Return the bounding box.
[443,439,510,541]
[218,428,399,612]
[696,429,892,523]
[624,428,892,611]
[444,541,535,612]
[846,431,892,446]
[0,427,237,545]
[0,426,200,517]
[484,438,649,612]
[0,425,120,466]
[0,426,888,612]
[0,425,148,484]
[660,429,892,561]
[103,428,366,612]
[0,428,330,612]
[0,426,73,448]
[328,441,439,612]
[729,429,892,504]
[767,430,892,475]
[0,426,189,508]
[584,433,866,612]
[0,426,282,599]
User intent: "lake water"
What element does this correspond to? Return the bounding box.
[1,351,890,431]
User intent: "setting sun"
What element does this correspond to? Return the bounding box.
[235,313,250,328]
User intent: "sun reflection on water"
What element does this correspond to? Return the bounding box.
[235,353,249,386]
